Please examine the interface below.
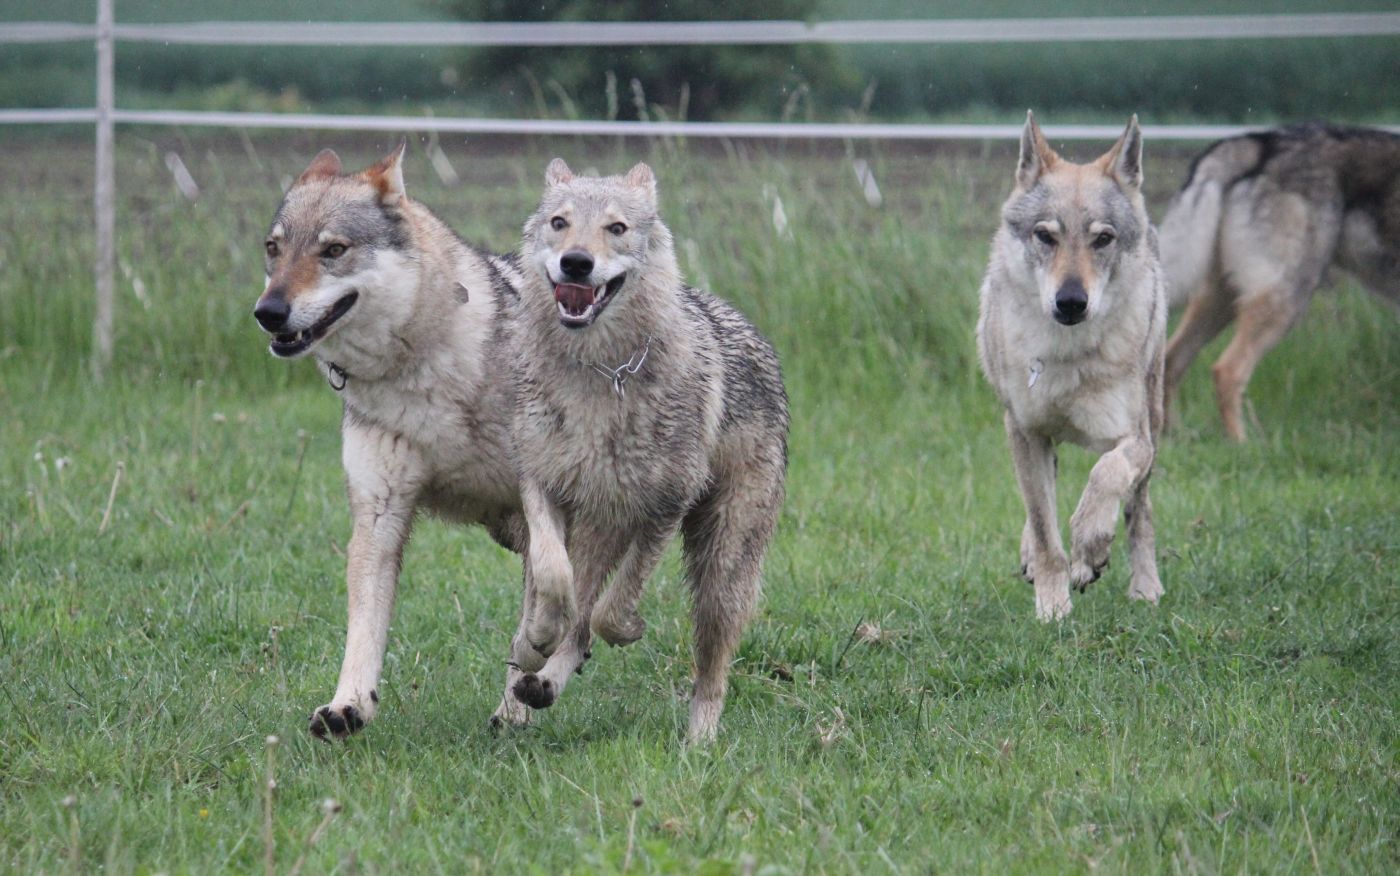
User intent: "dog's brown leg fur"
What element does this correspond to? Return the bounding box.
[1210,288,1313,442]
[1164,277,1235,417]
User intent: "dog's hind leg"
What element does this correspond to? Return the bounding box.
[1006,414,1071,620]
[1164,278,1234,421]
[591,521,675,647]
[682,462,784,744]
[1123,477,1163,604]
[512,521,630,711]
[1210,286,1314,442]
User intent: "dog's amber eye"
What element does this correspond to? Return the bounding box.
[1033,228,1057,247]
[607,222,627,236]
[265,240,279,258]
[1092,231,1116,249]
[550,216,568,231]
[323,243,347,259]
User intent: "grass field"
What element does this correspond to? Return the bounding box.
[0,132,1397,873]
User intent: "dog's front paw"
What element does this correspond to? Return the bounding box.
[1069,531,1113,592]
[1034,586,1073,621]
[512,673,558,709]
[1127,571,1164,604]
[526,596,574,657]
[309,700,371,741]
[591,595,646,647]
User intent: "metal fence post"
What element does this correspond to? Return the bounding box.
[92,0,115,380]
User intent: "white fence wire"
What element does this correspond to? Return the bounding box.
[5,8,1399,375]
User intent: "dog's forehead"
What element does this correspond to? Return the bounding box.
[1015,170,1135,229]
[545,176,644,220]
[271,180,387,240]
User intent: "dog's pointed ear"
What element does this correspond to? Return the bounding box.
[364,140,408,206]
[297,148,342,184]
[546,158,574,187]
[1100,114,1144,189]
[624,162,657,203]
[1017,110,1058,190]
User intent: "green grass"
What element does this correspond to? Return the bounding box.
[0,133,1397,873]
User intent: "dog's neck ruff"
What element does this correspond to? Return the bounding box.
[591,336,652,398]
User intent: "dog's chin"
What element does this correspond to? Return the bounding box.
[554,274,626,329]
[268,292,359,358]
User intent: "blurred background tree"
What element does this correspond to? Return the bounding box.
[439,0,861,121]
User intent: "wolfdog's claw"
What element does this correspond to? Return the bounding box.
[309,704,365,741]
[512,673,557,710]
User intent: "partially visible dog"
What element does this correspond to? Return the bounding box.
[505,159,789,743]
[977,112,1166,620]
[254,144,532,739]
[1160,123,1400,441]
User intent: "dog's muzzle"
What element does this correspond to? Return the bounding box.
[264,291,359,357]
[554,274,625,328]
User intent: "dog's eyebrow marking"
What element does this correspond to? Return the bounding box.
[318,231,349,244]
[270,223,285,239]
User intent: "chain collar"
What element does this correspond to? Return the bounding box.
[591,336,652,398]
[1027,358,1044,389]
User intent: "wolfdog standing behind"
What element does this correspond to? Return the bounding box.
[502,159,788,743]
[978,113,1166,620]
[1160,123,1400,442]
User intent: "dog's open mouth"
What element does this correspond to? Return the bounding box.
[268,292,359,358]
[554,274,625,328]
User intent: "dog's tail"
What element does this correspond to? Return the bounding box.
[1158,164,1226,310]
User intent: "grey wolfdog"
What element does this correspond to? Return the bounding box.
[254,145,534,740]
[1160,123,1400,441]
[977,113,1167,621]
[501,159,789,743]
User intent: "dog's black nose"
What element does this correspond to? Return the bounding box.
[559,250,594,281]
[254,295,290,331]
[1053,279,1088,325]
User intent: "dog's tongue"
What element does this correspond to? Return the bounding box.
[554,283,597,314]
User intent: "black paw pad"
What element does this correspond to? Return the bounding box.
[512,673,557,710]
[308,705,363,741]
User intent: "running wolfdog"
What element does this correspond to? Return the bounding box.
[978,113,1167,620]
[1160,123,1400,441]
[253,145,529,740]
[504,159,789,743]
